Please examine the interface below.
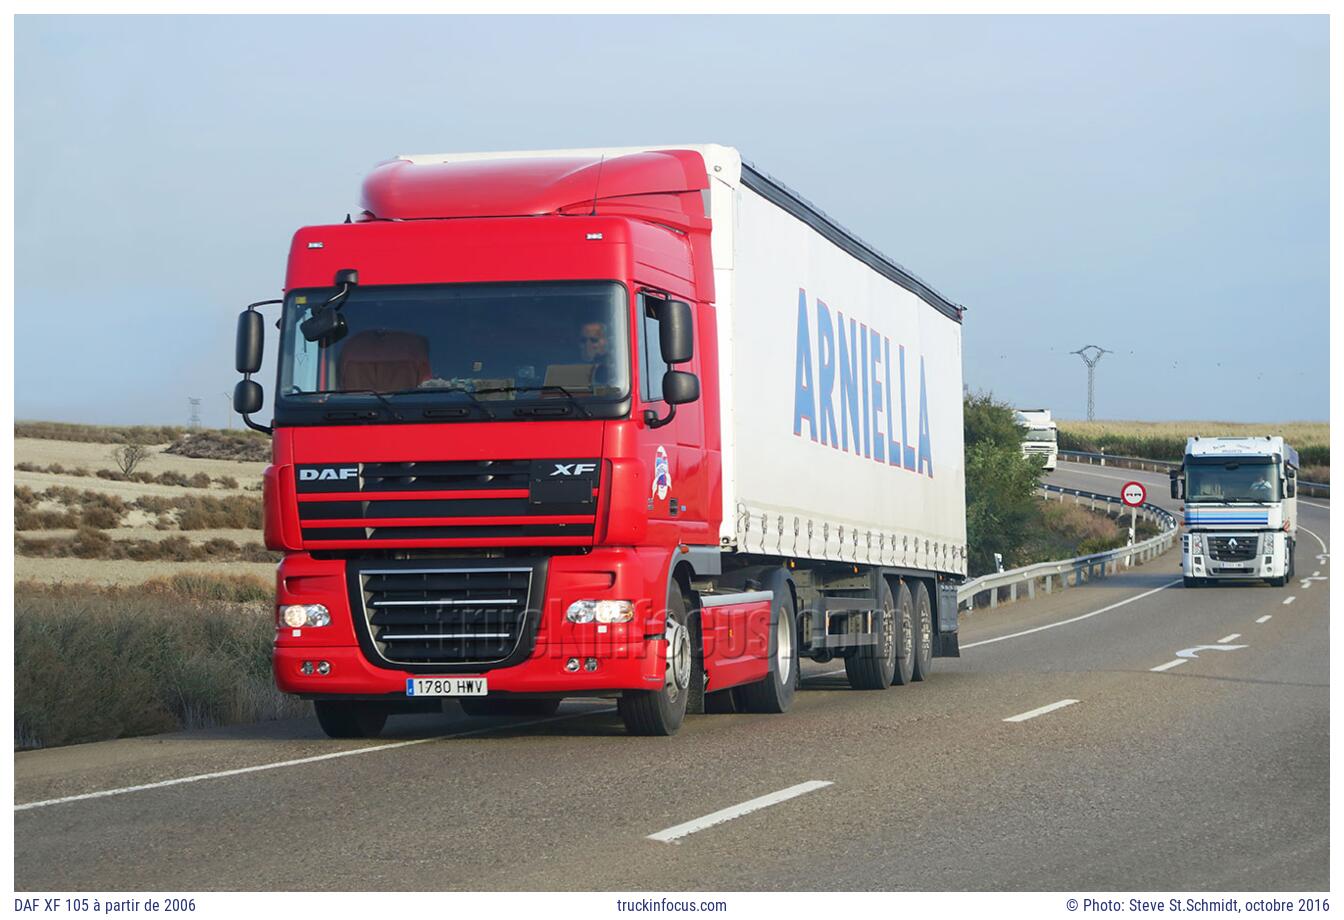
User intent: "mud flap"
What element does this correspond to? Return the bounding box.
[934,580,961,658]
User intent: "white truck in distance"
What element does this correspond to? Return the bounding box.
[1170,436,1299,588]
[1015,408,1058,471]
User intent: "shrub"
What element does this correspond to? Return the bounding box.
[188,472,212,489]
[111,442,151,476]
[14,583,302,749]
[216,475,239,489]
[165,430,270,462]
[963,392,1046,575]
[16,421,186,444]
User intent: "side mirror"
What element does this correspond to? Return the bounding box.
[655,299,694,365]
[234,379,264,416]
[1286,475,1297,498]
[236,310,265,373]
[662,370,700,406]
[1169,471,1184,500]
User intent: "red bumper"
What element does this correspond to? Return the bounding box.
[272,548,673,698]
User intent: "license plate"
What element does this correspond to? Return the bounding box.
[406,677,487,697]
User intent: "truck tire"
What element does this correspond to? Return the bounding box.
[844,579,898,690]
[458,698,562,718]
[1288,540,1296,579]
[314,700,388,739]
[910,581,934,683]
[733,569,799,714]
[618,582,691,736]
[1183,577,1201,589]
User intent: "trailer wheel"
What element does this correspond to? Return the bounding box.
[618,582,691,736]
[458,698,562,718]
[734,569,799,714]
[314,700,388,739]
[910,581,934,682]
[844,579,898,690]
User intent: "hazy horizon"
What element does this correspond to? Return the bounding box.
[16,15,1330,427]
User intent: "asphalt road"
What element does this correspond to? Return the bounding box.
[14,461,1330,891]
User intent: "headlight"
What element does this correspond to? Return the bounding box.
[280,604,330,628]
[566,600,635,623]
[1190,534,1204,554]
[1261,533,1277,554]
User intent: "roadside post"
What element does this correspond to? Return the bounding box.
[1121,481,1146,566]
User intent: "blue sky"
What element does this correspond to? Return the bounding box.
[15,14,1329,426]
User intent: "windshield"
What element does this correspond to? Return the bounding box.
[1022,428,1057,442]
[277,281,630,410]
[1186,460,1281,503]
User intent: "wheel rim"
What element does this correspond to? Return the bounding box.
[665,617,691,696]
[920,606,932,661]
[882,607,896,666]
[901,606,913,664]
[776,613,793,684]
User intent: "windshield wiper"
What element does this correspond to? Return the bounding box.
[380,384,496,419]
[303,388,406,421]
[474,384,593,418]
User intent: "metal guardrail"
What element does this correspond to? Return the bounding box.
[956,483,1179,611]
[1058,450,1329,498]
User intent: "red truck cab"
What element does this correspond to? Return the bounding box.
[234,150,758,737]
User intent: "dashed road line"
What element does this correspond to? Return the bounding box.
[1003,699,1080,722]
[16,704,617,812]
[1151,659,1187,672]
[1283,596,1296,605]
[1217,633,1241,643]
[1256,615,1272,624]
[647,781,833,843]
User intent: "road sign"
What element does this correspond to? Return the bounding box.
[1121,481,1146,507]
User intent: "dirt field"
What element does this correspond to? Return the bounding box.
[15,557,277,587]
[15,428,272,586]
[16,437,266,484]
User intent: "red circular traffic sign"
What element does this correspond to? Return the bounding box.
[1121,481,1146,507]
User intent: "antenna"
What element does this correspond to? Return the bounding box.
[1070,345,1112,421]
[589,155,606,216]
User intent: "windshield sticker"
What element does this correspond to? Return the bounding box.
[652,445,671,500]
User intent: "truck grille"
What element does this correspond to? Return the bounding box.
[355,565,535,666]
[296,459,599,548]
[1208,536,1258,562]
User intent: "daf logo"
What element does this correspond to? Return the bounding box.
[551,463,597,477]
[299,467,359,482]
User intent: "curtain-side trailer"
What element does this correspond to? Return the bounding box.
[232,144,967,737]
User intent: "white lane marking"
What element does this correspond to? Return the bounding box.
[1056,465,1166,486]
[961,579,1182,650]
[1300,500,1330,511]
[1151,659,1188,672]
[1256,615,1272,624]
[1176,643,1247,658]
[1313,570,1321,577]
[1298,525,1329,555]
[1002,699,1080,723]
[16,705,617,812]
[1283,596,1296,605]
[647,781,833,843]
[1217,633,1241,643]
[1300,575,1328,589]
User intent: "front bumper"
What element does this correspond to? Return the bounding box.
[272,549,673,697]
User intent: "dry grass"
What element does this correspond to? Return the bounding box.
[16,529,277,563]
[1059,419,1329,467]
[14,421,186,443]
[15,579,302,749]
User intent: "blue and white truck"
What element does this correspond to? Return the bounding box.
[1170,436,1299,588]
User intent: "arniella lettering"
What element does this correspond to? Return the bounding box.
[792,289,933,478]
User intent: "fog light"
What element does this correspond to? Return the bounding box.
[564,658,581,672]
[301,661,314,675]
[584,658,598,672]
[281,604,330,628]
[316,661,331,675]
[566,599,634,623]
